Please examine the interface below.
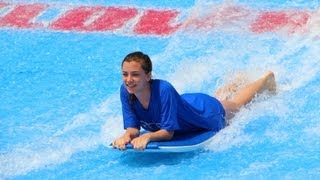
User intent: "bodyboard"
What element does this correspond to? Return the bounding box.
[110,130,216,152]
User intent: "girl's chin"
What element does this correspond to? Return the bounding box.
[126,87,135,94]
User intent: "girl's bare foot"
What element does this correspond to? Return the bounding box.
[263,71,277,93]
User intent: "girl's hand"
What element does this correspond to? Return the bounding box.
[112,128,139,150]
[112,135,131,150]
[131,134,151,150]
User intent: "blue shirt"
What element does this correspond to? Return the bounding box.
[120,79,226,133]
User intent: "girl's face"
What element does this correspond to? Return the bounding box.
[122,61,151,95]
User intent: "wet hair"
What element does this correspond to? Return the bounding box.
[122,51,152,74]
[122,51,153,109]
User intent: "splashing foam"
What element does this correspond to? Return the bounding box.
[0,92,123,177]
[2,1,320,177]
[0,135,99,177]
[154,1,320,152]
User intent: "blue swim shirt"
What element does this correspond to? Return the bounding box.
[120,79,226,133]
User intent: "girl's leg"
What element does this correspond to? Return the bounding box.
[219,71,276,121]
[215,72,248,101]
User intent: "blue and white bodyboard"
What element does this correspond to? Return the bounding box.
[110,130,216,152]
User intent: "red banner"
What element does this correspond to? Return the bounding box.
[0,2,311,36]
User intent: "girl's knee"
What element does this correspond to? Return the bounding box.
[221,100,241,121]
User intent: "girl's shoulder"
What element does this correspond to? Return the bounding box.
[152,79,174,89]
[120,83,127,93]
[152,79,177,95]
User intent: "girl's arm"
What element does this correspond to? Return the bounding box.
[131,129,174,150]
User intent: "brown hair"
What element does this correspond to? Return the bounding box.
[122,51,152,73]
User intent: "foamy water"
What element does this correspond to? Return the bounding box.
[1,0,320,179]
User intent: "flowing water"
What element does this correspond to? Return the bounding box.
[1,0,320,179]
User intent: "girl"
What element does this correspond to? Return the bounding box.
[112,51,276,150]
